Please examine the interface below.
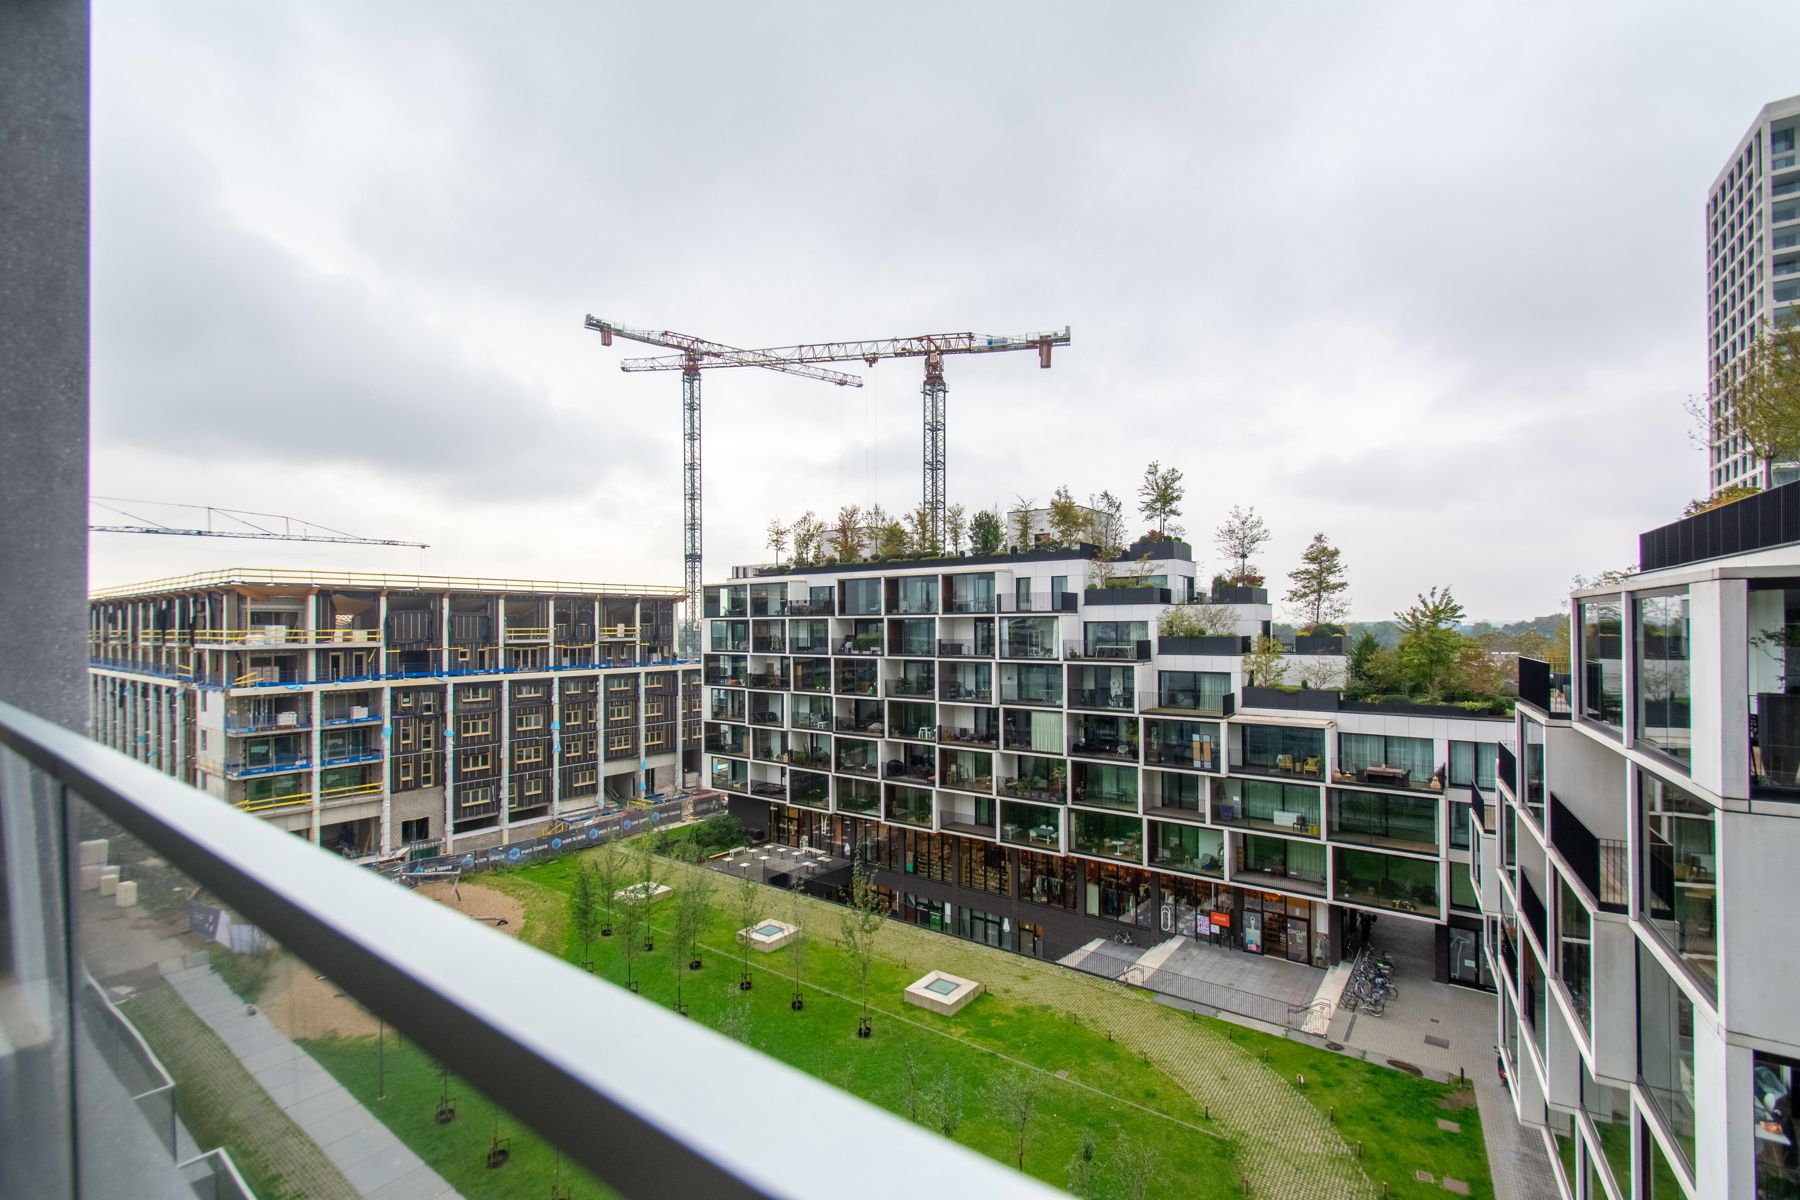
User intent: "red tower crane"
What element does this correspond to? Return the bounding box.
[620,327,1071,548]
[582,316,862,651]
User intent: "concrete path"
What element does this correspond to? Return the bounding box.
[164,962,460,1200]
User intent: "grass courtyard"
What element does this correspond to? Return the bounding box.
[295,841,1494,1199]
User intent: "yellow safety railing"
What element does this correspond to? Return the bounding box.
[232,670,265,687]
[194,628,382,645]
[598,625,641,639]
[235,793,312,813]
[319,780,383,802]
[505,627,553,640]
[91,568,685,601]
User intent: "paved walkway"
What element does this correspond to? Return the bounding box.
[1067,931,1325,1028]
[164,961,460,1200]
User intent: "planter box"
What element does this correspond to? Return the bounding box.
[1123,537,1193,561]
[1083,587,1172,606]
[1292,634,1345,656]
[1158,635,1251,656]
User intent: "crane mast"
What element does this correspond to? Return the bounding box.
[620,326,1071,548]
[583,316,861,652]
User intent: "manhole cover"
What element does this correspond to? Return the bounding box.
[1437,1118,1461,1133]
[1443,1179,1470,1195]
[1324,1041,1345,1051]
[1415,1171,1436,1183]
[1386,1058,1424,1076]
[1424,1035,1451,1049]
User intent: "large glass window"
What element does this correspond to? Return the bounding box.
[1636,591,1692,763]
[1155,670,1232,715]
[1447,740,1498,789]
[1019,850,1076,909]
[1333,848,1438,914]
[1755,1052,1800,1198]
[1641,770,1718,1000]
[1085,862,1151,925]
[1148,821,1223,876]
[1637,941,1697,1175]
[891,575,937,615]
[1071,761,1137,811]
[841,577,881,616]
[945,573,996,614]
[1143,718,1221,771]
[1144,769,1203,815]
[1580,598,1624,727]
[1328,789,1438,852]
[1749,582,1800,796]
[1239,835,1326,886]
[1558,879,1592,1036]
[1070,810,1142,863]
[1000,616,1057,659]
[1000,800,1061,850]
[999,663,1062,707]
[1336,733,1438,789]
[1215,779,1320,834]
[1067,664,1135,711]
[1082,620,1148,659]
[1234,724,1324,779]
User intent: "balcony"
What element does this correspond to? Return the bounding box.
[5,702,1045,1199]
[1000,800,1062,850]
[1064,640,1150,662]
[747,670,791,691]
[885,675,936,699]
[1498,743,1517,792]
[1137,689,1234,718]
[1548,793,1628,913]
[936,638,993,658]
[223,754,311,780]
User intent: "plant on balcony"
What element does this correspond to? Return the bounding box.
[1137,459,1185,538]
[1285,532,1350,630]
[1158,601,1235,638]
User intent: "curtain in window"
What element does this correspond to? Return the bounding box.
[1287,841,1326,879]
[1388,736,1434,779]
[1031,711,1061,753]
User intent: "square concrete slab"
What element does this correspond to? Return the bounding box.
[905,970,982,1016]
[1436,1118,1462,1133]
[1442,1179,1470,1195]
[737,919,799,953]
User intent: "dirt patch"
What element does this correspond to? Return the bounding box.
[260,955,381,1041]
[1436,1088,1477,1111]
[416,879,525,939]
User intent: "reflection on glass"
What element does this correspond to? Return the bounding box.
[1636,591,1691,763]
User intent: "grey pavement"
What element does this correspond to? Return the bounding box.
[164,962,460,1200]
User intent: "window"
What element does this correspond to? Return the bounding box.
[1640,770,1717,1000]
[1337,733,1436,785]
[608,702,631,721]
[842,577,881,616]
[1633,593,1689,765]
[399,817,430,843]
[458,716,491,737]
[1083,621,1146,658]
[461,750,492,772]
[1637,941,1697,1174]
[521,777,545,797]
[1447,740,1498,789]
[515,744,543,765]
[515,710,544,731]
[1755,1052,1800,1198]
[1156,670,1230,714]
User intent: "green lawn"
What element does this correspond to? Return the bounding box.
[304,1031,614,1200]
[1224,1021,1493,1199]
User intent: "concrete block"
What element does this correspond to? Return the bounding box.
[97,866,120,897]
[78,838,108,867]
[114,880,138,908]
[79,863,101,891]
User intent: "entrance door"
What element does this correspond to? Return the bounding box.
[1285,917,1310,963]
[1019,921,1044,958]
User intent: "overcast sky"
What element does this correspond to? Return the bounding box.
[89,1,1800,621]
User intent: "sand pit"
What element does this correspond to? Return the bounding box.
[415,879,525,939]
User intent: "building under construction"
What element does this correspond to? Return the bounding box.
[88,569,699,858]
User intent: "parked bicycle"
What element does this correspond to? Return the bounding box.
[1112,930,1138,947]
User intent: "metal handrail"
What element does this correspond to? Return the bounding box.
[0,699,1057,1200]
[89,568,686,600]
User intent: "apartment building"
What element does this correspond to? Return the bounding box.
[88,570,701,858]
[704,542,1510,978]
[1477,485,1800,1200]
[1708,94,1800,494]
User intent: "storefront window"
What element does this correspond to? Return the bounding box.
[1640,770,1718,1001]
[1019,850,1075,910]
[1580,597,1624,728]
[955,905,1006,949]
[1636,591,1692,764]
[1086,863,1151,926]
[957,839,1010,896]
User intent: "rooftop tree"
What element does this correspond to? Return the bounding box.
[830,504,864,563]
[1708,315,1800,475]
[944,503,967,555]
[790,511,825,566]
[1137,460,1185,538]
[1215,504,1270,585]
[1010,497,1036,551]
[1395,585,1466,700]
[969,508,1004,555]
[764,518,788,567]
[1284,532,1350,632]
[1047,484,1088,547]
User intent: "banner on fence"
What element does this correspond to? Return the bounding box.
[393,790,727,879]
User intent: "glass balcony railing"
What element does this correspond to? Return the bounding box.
[2,699,1054,1200]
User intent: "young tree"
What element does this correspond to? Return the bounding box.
[944,503,967,555]
[1137,460,1185,537]
[839,861,887,1037]
[1345,629,1381,694]
[969,507,1004,555]
[875,520,909,560]
[790,510,825,566]
[1113,1135,1157,1200]
[632,835,660,951]
[1297,658,1342,690]
[732,865,759,991]
[898,1037,926,1122]
[1215,504,1271,583]
[830,504,864,563]
[1395,586,1467,700]
[906,505,938,556]
[1010,497,1036,551]
[1065,1127,1102,1198]
[863,503,890,547]
[569,862,600,970]
[934,1065,964,1141]
[1089,490,1125,558]
[765,518,789,567]
[1244,634,1288,687]
[673,842,713,970]
[589,843,622,937]
[616,885,645,992]
[1716,316,1800,473]
[1285,533,1350,631]
[1047,484,1088,547]
[991,1070,1040,1170]
[1157,602,1236,638]
[785,872,808,1011]
[718,982,752,1045]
